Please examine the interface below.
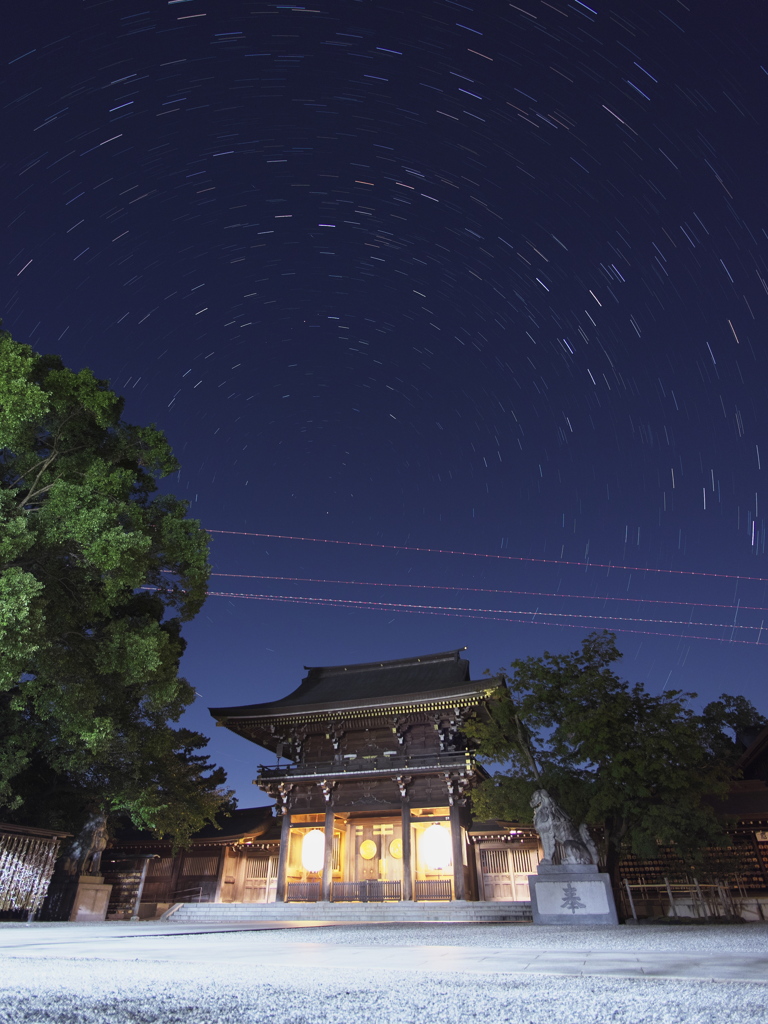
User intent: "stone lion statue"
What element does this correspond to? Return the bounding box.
[61,813,108,877]
[530,789,598,866]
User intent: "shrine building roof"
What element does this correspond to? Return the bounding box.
[107,806,276,848]
[210,649,493,723]
[738,721,768,783]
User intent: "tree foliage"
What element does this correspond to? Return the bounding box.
[466,631,766,878]
[0,328,230,847]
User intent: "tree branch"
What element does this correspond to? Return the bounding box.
[514,711,542,782]
[15,451,60,509]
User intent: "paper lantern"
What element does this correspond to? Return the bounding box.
[420,824,452,870]
[301,829,325,872]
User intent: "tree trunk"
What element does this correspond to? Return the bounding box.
[602,821,626,923]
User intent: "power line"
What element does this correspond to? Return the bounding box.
[207,528,768,584]
[205,589,767,645]
[201,529,768,644]
[210,571,768,613]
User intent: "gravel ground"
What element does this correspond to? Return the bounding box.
[2,923,767,1024]
[163,920,768,952]
[3,957,767,1024]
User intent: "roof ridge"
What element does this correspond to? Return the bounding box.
[303,649,466,677]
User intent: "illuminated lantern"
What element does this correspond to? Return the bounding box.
[420,823,452,870]
[301,829,325,872]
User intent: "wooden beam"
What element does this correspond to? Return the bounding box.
[473,842,486,902]
[450,802,465,900]
[275,811,291,902]
[320,809,335,901]
[401,802,413,901]
[212,847,227,905]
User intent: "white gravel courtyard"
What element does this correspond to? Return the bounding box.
[2,921,767,1024]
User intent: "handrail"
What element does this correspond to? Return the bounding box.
[258,751,472,779]
[159,903,184,921]
[171,886,205,902]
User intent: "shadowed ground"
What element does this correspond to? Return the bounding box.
[2,921,767,1024]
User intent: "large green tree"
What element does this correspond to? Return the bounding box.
[466,631,766,890]
[0,328,229,847]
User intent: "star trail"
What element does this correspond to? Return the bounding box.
[3,0,767,799]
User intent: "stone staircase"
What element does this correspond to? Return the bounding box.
[163,899,532,925]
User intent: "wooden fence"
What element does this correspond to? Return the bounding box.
[331,880,402,902]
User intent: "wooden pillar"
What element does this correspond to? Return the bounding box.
[275,811,291,902]
[474,843,486,902]
[212,846,227,904]
[320,809,335,901]
[168,848,185,904]
[130,856,154,921]
[450,802,465,901]
[401,802,413,901]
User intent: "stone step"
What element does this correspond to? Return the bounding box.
[164,900,532,924]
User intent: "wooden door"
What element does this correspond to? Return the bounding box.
[508,846,539,900]
[355,824,379,880]
[242,855,271,902]
[266,858,278,903]
[176,852,220,903]
[479,847,514,901]
[142,856,174,903]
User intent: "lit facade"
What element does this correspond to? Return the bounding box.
[209,649,539,903]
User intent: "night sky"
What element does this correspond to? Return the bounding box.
[4,0,768,805]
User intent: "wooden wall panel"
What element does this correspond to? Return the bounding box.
[403,723,441,757]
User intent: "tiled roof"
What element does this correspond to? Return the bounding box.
[211,649,490,720]
[108,805,275,846]
[738,722,768,783]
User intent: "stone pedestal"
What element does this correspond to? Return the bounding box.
[528,863,618,925]
[69,875,113,922]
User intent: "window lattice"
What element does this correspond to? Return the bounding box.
[245,857,269,880]
[147,857,173,877]
[333,834,341,873]
[181,855,218,876]
[508,847,537,874]
[480,848,509,874]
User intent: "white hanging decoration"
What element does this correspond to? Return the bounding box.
[301,829,325,872]
[420,824,452,870]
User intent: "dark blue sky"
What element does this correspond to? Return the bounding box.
[3,0,768,804]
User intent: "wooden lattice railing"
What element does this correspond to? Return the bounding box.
[331,880,402,902]
[414,878,452,900]
[286,881,320,902]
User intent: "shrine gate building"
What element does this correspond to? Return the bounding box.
[210,649,538,904]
